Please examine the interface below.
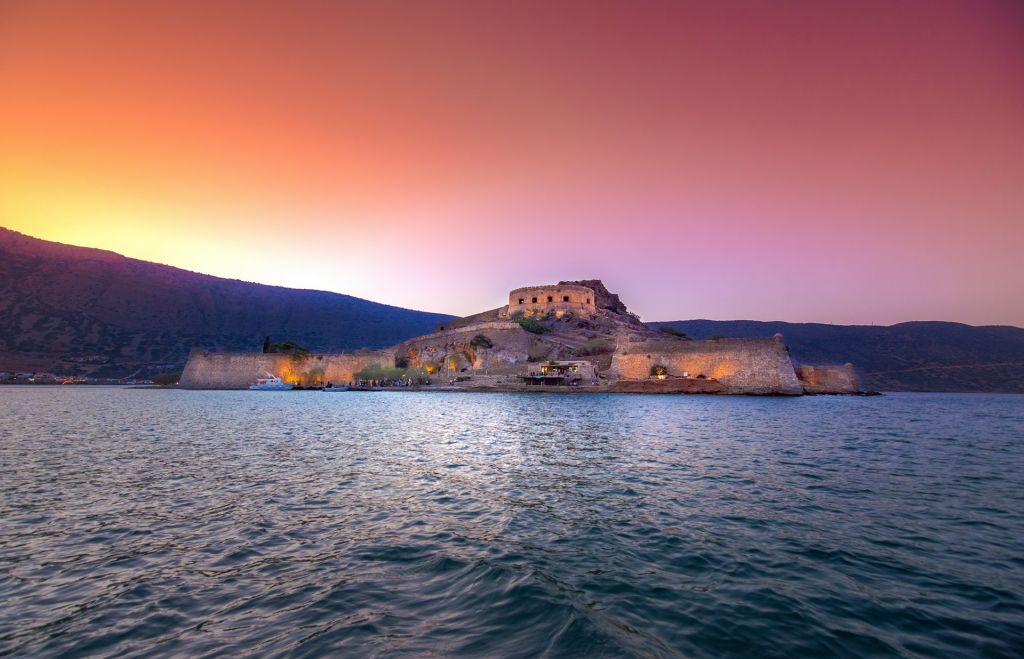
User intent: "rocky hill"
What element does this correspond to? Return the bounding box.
[648,320,1024,393]
[0,228,453,378]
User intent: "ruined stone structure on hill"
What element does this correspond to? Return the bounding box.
[180,280,863,394]
[503,284,596,318]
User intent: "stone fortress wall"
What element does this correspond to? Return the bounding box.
[179,349,391,388]
[611,335,805,395]
[503,284,596,318]
[795,364,860,394]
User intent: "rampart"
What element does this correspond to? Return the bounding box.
[504,284,596,317]
[179,349,391,388]
[796,364,860,394]
[610,335,804,395]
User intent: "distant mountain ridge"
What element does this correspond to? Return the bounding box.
[0,228,454,377]
[648,320,1024,393]
[3,227,1022,391]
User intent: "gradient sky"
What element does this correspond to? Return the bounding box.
[1,0,1022,324]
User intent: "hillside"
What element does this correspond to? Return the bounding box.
[648,320,1024,393]
[0,228,453,377]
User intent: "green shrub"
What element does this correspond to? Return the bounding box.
[268,340,308,354]
[267,340,310,361]
[650,364,668,377]
[395,355,409,368]
[516,316,551,334]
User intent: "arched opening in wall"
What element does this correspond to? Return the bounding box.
[547,296,553,302]
[532,297,538,303]
[518,298,524,304]
[586,298,591,304]
[562,295,569,302]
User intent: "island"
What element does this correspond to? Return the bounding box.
[180,280,862,395]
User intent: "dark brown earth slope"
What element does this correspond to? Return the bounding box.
[0,228,453,377]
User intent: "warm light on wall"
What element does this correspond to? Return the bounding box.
[710,364,736,380]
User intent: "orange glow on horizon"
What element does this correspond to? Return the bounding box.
[1,1,1021,324]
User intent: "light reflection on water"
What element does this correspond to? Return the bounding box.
[1,388,1022,657]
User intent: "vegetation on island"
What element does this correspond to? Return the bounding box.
[265,340,311,361]
[650,364,668,377]
[515,316,551,334]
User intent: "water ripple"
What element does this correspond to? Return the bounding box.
[1,389,1022,657]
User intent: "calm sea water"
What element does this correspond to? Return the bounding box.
[0,388,1022,657]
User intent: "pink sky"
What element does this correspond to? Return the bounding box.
[1,0,1022,324]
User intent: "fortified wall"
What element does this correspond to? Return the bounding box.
[611,335,805,395]
[503,284,596,318]
[795,364,860,394]
[179,349,391,389]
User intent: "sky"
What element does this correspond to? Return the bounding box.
[1,0,1022,325]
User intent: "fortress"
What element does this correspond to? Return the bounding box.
[180,280,861,394]
[503,284,596,318]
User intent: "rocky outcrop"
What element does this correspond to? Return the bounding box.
[393,322,529,371]
[559,279,639,323]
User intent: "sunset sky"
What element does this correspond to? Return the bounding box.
[1,0,1022,324]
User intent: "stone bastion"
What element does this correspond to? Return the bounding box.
[611,335,805,395]
[503,284,596,318]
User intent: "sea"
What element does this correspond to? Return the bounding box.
[1,387,1022,657]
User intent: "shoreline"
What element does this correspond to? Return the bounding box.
[147,383,882,396]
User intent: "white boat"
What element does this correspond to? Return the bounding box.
[323,385,349,392]
[248,376,293,391]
